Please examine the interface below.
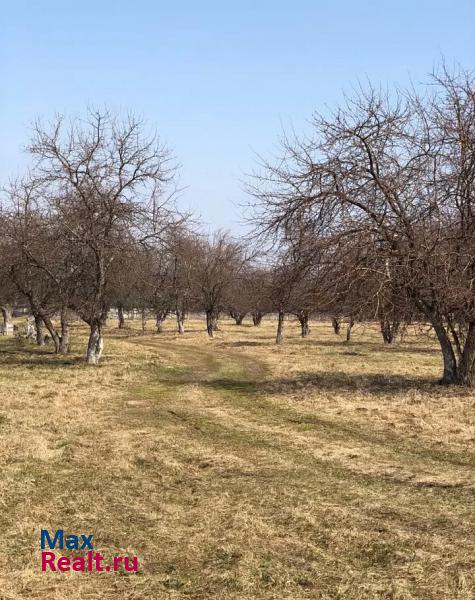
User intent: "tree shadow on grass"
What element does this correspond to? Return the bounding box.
[157,370,440,400]
[0,348,84,368]
[223,341,270,348]
[205,378,260,394]
[303,338,439,355]
[221,337,439,355]
[261,371,431,393]
[199,370,475,400]
[271,371,473,400]
[200,374,475,468]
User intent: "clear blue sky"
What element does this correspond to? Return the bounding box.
[1,1,474,231]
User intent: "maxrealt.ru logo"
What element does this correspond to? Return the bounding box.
[40,530,139,573]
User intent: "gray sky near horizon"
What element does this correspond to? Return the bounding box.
[1,1,474,232]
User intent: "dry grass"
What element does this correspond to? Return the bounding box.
[0,317,474,599]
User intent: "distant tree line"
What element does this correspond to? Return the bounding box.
[1,66,474,386]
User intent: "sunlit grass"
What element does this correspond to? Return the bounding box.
[0,317,474,599]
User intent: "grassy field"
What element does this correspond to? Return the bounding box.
[0,318,474,599]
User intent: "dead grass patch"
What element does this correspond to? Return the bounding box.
[0,318,474,599]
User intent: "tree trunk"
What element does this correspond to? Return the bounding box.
[429,319,475,386]
[41,313,61,354]
[33,313,45,345]
[206,310,214,338]
[231,311,245,325]
[276,310,285,345]
[399,324,407,344]
[332,317,341,335]
[297,312,310,338]
[176,309,185,335]
[60,307,70,354]
[252,311,263,326]
[380,318,400,345]
[346,317,354,342]
[25,317,35,340]
[0,306,13,335]
[455,322,475,386]
[141,309,147,334]
[431,318,458,384]
[118,305,125,329]
[155,315,163,333]
[86,322,103,364]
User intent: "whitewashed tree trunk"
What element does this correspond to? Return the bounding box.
[176,309,185,334]
[86,323,103,364]
[1,306,13,336]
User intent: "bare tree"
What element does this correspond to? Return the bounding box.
[26,109,177,363]
[2,181,73,352]
[268,253,313,344]
[193,232,247,338]
[248,66,475,385]
[246,267,272,326]
[169,231,198,334]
